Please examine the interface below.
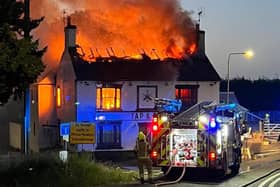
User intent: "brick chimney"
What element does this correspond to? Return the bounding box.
[196,24,205,53]
[64,16,77,49]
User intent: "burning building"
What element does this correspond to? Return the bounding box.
[1,0,221,154]
[25,17,219,152]
[23,11,220,153]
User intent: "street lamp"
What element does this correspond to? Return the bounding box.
[226,50,254,104]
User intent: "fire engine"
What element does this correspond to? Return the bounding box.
[149,99,243,175]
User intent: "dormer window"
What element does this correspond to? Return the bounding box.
[96,86,121,111]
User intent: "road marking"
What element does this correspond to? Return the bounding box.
[258,173,280,187]
[268,174,280,187]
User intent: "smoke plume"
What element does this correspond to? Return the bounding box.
[31,0,197,69]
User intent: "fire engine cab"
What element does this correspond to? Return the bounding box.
[149,99,243,175]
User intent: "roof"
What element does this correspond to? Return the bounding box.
[68,48,221,82]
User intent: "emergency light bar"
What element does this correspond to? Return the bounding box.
[215,103,236,112]
[209,118,216,128]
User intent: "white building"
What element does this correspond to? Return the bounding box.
[56,19,220,151]
[26,19,221,152]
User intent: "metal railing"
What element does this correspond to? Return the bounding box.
[263,123,280,140]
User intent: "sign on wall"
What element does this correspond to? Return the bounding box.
[137,86,157,109]
[70,123,95,144]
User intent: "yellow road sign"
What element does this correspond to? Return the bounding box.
[70,123,95,144]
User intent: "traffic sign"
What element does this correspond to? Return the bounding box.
[70,123,95,144]
[60,123,70,136]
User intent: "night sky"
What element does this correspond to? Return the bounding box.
[182,0,280,79]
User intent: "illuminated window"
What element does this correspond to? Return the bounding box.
[175,85,199,110]
[96,86,121,110]
[56,87,61,107]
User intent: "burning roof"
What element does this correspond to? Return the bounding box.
[69,47,221,82]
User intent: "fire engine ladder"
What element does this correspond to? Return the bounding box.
[172,101,214,124]
[154,98,182,113]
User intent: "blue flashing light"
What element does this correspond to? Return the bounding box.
[210,118,216,128]
[216,103,237,112]
[24,89,31,154]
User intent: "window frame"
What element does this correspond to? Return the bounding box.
[96,121,122,149]
[96,84,122,111]
[175,85,199,110]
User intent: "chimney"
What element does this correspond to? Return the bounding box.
[64,16,77,49]
[196,24,205,53]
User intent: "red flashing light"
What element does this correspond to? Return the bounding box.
[152,124,158,131]
[152,115,159,132]
[151,151,157,158]
[209,152,216,161]
[153,117,158,123]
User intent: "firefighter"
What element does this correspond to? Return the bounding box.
[135,131,153,184]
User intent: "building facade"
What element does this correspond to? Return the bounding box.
[26,19,221,152]
[55,20,220,151]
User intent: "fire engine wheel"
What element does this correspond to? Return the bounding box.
[220,152,229,176]
[223,154,228,175]
[230,151,241,175]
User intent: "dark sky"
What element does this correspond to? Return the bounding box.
[182,0,280,79]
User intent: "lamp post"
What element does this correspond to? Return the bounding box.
[226,50,254,104]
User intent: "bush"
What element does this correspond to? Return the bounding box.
[63,154,137,186]
[0,154,137,187]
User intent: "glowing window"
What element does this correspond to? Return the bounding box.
[96,87,121,110]
[175,85,198,110]
[57,87,61,107]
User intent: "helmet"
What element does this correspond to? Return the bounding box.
[138,131,146,141]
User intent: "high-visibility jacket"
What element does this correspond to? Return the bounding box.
[135,139,151,159]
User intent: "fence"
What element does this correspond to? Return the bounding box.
[263,123,280,141]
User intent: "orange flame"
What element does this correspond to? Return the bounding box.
[31,0,197,67]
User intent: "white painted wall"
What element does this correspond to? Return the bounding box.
[75,80,220,151]
[197,81,220,103]
[76,81,96,122]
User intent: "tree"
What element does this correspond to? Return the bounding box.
[221,78,280,111]
[0,0,46,105]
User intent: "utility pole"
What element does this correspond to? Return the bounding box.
[23,0,30,155]
[24,0,30,38]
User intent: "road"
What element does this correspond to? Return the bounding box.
[246,170,280,187]
[110,148,280,187]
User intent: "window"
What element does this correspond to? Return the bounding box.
[97,122,121,149]
[56,87,61,107]
[175,85,199,110]
[96,86,121,110]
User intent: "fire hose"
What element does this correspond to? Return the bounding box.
[153,163,186,187]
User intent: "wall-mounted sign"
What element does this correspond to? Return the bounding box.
[70,123,95,144]
[131,112,152,121]
[137,86,157,109]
